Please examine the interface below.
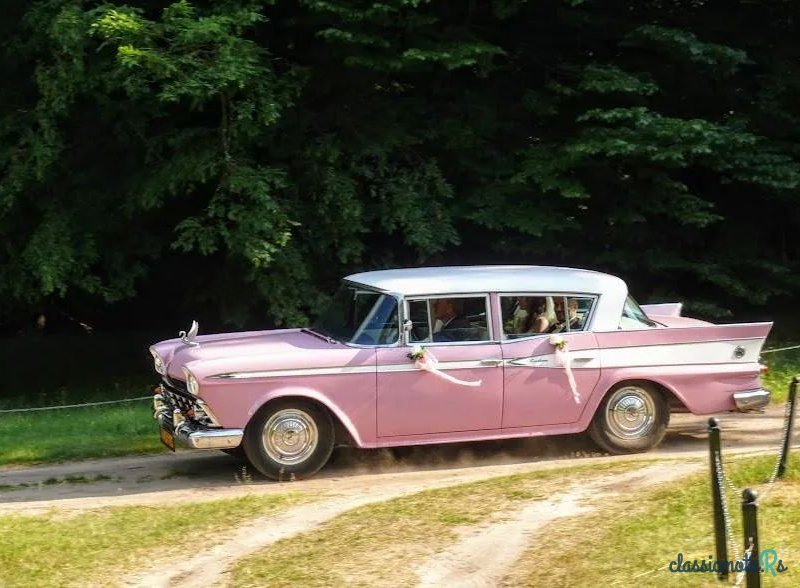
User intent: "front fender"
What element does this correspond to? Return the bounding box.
[247,386,371,447]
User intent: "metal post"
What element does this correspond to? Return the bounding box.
[741,488,760,588]
[777,377,797,479]
[708,417,728,579]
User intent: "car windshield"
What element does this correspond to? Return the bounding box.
[620,295,657,329]
[311,283,399,345]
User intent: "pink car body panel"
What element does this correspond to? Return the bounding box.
[149,265,773,452]
[154,330,377,445]
[376,344,504,437]
[501,332,601,428]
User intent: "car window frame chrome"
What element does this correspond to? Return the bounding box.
[339,282,403,348]
[497,292,600,342]
[402,293,495,346]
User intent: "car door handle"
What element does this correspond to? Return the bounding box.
[572,357,593,362]
[479,359,503,367]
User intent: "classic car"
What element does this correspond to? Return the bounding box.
[149,265,772,480]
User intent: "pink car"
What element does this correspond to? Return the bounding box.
[149,265,772,480]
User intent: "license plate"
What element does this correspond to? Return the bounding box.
[160,426,176,451]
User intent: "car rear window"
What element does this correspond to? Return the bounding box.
[620,295,657,329]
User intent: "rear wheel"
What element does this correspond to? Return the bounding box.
[588,382,669,454]
[243,400,334,481]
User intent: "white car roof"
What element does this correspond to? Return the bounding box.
[345,265,627,297]
[345,265,630,331]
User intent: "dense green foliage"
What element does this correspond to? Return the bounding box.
[2,0,799,328]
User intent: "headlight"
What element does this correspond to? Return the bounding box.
[150,350,166,375]
[183,368,200,396]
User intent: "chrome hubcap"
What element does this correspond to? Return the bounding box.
[262,409,318,465]
[606,387,655,439]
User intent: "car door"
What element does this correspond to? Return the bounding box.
[376,295,504,438]
[499,294,602,428]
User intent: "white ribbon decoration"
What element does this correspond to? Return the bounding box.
[411,346,482,387]
[549,335,581,404]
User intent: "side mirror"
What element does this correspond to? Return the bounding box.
[402,319,413,346]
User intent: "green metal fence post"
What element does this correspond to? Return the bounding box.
[777,376,797,479]
[741,488,761,588]
[708,417,728,580]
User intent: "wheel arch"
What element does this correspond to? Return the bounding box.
[247,388,363,447]
[594,377,689,414]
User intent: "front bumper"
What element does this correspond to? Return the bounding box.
[733,388,771,413]
[155,409,244,450]
[153,382,243,450]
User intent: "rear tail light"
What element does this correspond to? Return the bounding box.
[759,363,769,374]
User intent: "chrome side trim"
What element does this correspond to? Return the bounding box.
[211,359,496,380]
[210,340,765,381]
[380,360,489,373]
[212,365,377,379]
[733,388,771,413]
[507,357,551,367]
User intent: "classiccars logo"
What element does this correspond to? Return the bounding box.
[669,550,788,575]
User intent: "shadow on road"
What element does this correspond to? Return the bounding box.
[0,406,792,507]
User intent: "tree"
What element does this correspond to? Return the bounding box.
[1,0,798,328]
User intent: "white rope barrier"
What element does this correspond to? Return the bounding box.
[0,396,152,414]
[761,343,800,354]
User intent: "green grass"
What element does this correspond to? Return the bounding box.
[761,343,800,403]
[507,453,800,587]
[230,460,642,587]
[0,493,305,588]
[0,402,165,466]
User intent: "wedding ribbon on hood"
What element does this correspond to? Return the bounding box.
[409,346,482,387]
[549,335,581,404]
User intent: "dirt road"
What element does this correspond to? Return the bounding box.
[0,405,792,514]
[1,406,795,588]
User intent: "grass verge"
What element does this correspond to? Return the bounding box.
[0,402,164,466]
[230,460,647,587]
[506,453,800,587]
[762,344,800,403]
[0,492,305,588]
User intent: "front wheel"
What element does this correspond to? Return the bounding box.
[243,400,334,481]
[588,382,669,454]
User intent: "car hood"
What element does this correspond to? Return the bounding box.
[150,328,337,381]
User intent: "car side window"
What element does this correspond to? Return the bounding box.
[407,300,431,342]
[407,297,490,343]
[501,295,553,339]
[549,296,594,333]
[502,295,594,338]
[562,297,593,332]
